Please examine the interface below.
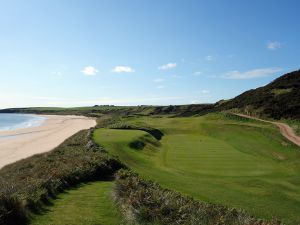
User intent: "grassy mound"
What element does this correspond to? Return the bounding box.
[108,122,164,140]
[0,129,125,225]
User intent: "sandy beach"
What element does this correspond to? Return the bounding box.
[0,115,96,169]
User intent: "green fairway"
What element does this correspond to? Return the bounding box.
[94,113,300,224]
[30,181,122,225]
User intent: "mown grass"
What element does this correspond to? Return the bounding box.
[0,129,125,225]
[31,181,122,225]
[94,113,300,224]
[115,169,279,225]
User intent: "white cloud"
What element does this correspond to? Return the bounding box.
[52,71,62,76]
[172,75,183,79]
[190,100,199,104]
[193,71,202,76]
[205,55,214,61]
[82,66,98,76]
[51,71,63,78]
[157,85,165,89]
[158,63,177,70]
[153,78,165,83]
[224,67,282,79]
[201,89,210,94]
[0,93,188,109]
[111,66,135,73]
[267,41,282,50]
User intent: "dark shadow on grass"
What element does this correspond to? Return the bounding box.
[29,177,115,219]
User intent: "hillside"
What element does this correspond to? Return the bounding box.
[0,104,214,117]
[94,113,300,224]
[217,70,300,119]
[1,70,299,120]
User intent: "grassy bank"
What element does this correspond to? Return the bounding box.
[94,113,300,224]
[31,181,122,225]
[115,169,279,225]
[0,129,125,225]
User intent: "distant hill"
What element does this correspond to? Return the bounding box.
[1,70,299,120]
[0,104,214,117]
[216,69,300,119]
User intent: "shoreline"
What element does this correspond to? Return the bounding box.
[0,115,96,169]
[0,113,47,134]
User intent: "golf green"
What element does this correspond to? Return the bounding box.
[94,113,300,224]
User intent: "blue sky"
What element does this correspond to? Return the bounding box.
[0,0,299,108]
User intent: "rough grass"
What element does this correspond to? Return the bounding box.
[0,129,125,225]
[114,169,280,225]
[283,119,300,136]
[30,181,123,225]
[0,104,214,118]
[217,70,300,120]
[94,113,300,224]
[271,88,293,96]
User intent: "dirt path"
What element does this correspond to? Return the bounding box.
[233,113,300,147]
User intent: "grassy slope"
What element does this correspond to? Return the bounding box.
[30,181,122,225]
[94,113,300,224]
[0,129,125,225]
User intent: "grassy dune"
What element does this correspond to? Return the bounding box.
[30,181,122,225]
[94,113,300,224]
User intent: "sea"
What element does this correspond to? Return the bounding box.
[0,113,46,132]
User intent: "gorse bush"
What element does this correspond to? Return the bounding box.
[218,70,300,120]
[0,129,125,225]
[114,170,281,225]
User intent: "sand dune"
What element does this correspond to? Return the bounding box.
[0,115,96,169]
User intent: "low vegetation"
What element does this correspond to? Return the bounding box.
[94,113,300,224]
[1,70,300,224]
[108,121,164,140]
[115,169,280,225]
[271,88,293,96]
[1,70,299,121]
[218,70,300,119]
[0,129,125,225]
[283,119,300,135]
[0,104,214,118]
[31,181,123,225]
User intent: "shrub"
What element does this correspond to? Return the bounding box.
[0,129,125,225]
[114,170,281,225]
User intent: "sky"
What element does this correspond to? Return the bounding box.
[0,0,299,108]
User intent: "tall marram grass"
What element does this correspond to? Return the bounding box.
[0,129,125,225]
[114,170,281,225]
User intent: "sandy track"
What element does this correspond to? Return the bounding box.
[0,115,96,169]
[234,113,300,147]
